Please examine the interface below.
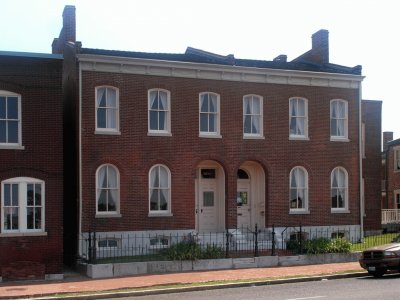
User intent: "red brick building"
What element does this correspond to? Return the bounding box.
[51,6,382,259]
[0,52,64,280]
[382,132,400,211]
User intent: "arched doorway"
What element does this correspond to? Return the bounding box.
[237,161,266,229]
[195,160,225,232]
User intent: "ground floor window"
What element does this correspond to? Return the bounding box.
[1,177,44,233]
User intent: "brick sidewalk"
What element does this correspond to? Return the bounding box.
[0,262,364,299]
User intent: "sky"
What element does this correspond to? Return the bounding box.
[1,0,399,140]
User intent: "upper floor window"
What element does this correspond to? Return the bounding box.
[199,92,220,137]
[289,97,308,139]
[331,167,349,212]
[395,148,400,171]
[0,91,21,147]
[96,164,119,214]
[1,177,44,233]
[149,164,171,215]
[330,99,348,140]
[95,87,119,133]
[148,89,171,134]
[243,95,263,138]
[289,167,309,212]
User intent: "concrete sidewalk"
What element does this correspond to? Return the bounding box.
[0,262,366,299]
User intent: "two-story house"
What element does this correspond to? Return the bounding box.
[0,51,64,281]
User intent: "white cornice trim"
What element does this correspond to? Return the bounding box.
[77,54,364,89]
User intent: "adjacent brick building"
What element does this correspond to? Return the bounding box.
[0,52,64,280]
[382,132,400,210]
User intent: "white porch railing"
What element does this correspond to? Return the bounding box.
[382,209,400,224]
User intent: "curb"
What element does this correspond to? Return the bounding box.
[7,271,368,300]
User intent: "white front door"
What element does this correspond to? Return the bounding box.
[198,180,218,233]
[237,180,251,230]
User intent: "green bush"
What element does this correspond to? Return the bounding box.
[286,237,351,254]
[201,244,225,259]
[165,240,225,261]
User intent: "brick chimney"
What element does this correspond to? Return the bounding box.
[52,5,76,54]
[311,29,329,64]
[383,131,394,152]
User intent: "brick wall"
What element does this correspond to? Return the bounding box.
[80,71,361,232]
[0,55,63,279]
[362,100,382,230]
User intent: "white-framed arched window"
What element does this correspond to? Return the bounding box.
[289,97,308,139]
[148,89,171,135]
[95,86,119,133]
[199,92,221,138]
[149,164,171,215]
[243,94,263,138]
[330,99,348,140]
[96,164,120,214]
[1,177,45,233]
[331,167,349,212]
[0,90,22,148]
[289,167,309,212]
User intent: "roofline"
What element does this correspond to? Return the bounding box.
[0,51,63,60]
[78,53,364,89]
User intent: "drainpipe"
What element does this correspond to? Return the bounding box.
[359,81,364,241]
[78,61,83,255]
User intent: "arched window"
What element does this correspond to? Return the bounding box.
[95,86,119,132]
[96,164,119,214]
[330,99,348,140]
[0,91,22,147]
[149,165,171,214]
[243,95,263,137]
[289,167,308,212]
[199,92,220,137]
[289,97,308,139]
[331,167,348,211]
[148,89,171,134]
[1,177,44,233]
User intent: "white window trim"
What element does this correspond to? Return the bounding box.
[95,164,120,216]
[394,189,400,209]
[289,97,308,140]
[148,164,172,216]
[0,91,24,149]
[1,177,45,234]
[199,92,221,138]
[148,88,171,135]
[330,99,349,142]
[394,147,400,172]
[289,166,309,214]
[243,94,264,139]
[95,86,120,134]
[330,167,349,213]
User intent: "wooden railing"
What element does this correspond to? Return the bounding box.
[382,209,400,224]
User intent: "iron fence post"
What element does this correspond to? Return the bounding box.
[254,224,259,257]
[299,224,303,254]
[225,229,230,258]
[87,231,92,263]
[271,224,276,256]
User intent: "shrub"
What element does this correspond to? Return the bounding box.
[201,244,225,259]
[165,240,202,261]
[286,237,351,254]
[327,238,351,253]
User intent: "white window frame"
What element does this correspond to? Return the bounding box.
[1,177,45,234]
[394,190,400,209]
[148,89,171,136]
[0,91,23,149]
[289,166,309,213]
[331,167,349,213]
[330,99,348,141]
[394,147,400,171]
[95,86,120,134]
[96,164,120,216]
[199,92,221,138]
[243,94,264,139]
[149,164,172,216]
[289,97,308,140]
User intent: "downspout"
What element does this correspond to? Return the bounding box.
[78,61,83,255]
[359,81,364,241]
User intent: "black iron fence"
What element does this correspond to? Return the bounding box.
[79,224,398,264]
